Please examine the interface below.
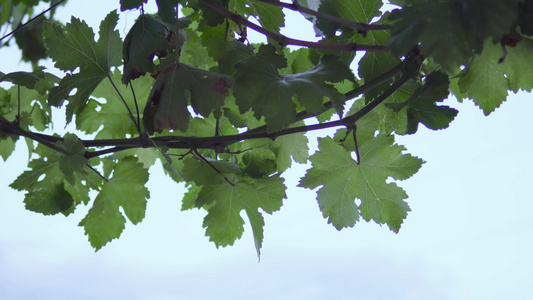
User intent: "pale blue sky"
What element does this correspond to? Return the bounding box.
[1,1,532,299]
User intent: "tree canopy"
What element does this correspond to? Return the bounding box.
[1,0,531,257]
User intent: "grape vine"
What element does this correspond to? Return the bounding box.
[1,0,532,256]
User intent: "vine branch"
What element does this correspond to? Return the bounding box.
[197,0,389,52]
[0,54,421,159]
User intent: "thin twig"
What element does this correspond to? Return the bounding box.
[197,0,388,52]
[193,148,235,186]
[0,0,67,45]
[86,163,108,182]
[17,85,21,126]
[352,126,360,164]
[107,74,140,132]
[129,82,141,133]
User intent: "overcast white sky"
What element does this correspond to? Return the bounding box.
[1,1,532,299]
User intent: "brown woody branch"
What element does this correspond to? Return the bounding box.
[0,55,420,159]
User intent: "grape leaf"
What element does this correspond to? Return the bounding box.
[13,15,47,63]
[229,0,285,34]
[500,38,533,93]
[180,157,241,186]
[222,95,265,129]
[386,71,457,134]
[76,70,153,139]
[271,130,309,172]
[109,148,159,169]
[44,10,123,123]
[388,0,520,71]
[299,136,423,232]
[58,133,88,185]
[120,0,148,11]
[199,23,230,62]
[194,175,286,257]
[241,144,277,178]
[122,14,172,84]
[156,0,179,25]
[459,38,533,115]
[0,136,16,161]
[518,0,533,36]
[405,73,456,133]
[182,183,202,211]
[3,85,50,132]
[358,30,401,102]
[79,157,150,251]
[0,70,42,89]
[316,0,383,37]
[458,41,508,115]
[232,45,354,132]
[280,48,315,75]
[143,62,233,134]
[9,136,96,216]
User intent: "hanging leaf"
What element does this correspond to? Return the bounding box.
[122,14,172,84]
[143,62,233,134]
[120,0,148,11]
[388,0,520,71]
[230,44,354,132]
[43,10,123,123]
[299,136,423,232]
[79,157,150,251]
[194,175,286,258]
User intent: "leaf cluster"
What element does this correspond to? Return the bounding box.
[1,0,532,256]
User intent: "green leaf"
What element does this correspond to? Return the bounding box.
[388,0,520,71]
[0,136,17,161]
[500,38,533,93]
[44,10,123,123]
[458,41,508,115]
[182,183,201,210]
[242,146,277,178]
[13,15,47,63]
[458,38,533,115]
[229,0,285,34]
[199,23,230,62]
[232,45,354,132]
[2,85,50,131]
[0,70,42,89]
[358,30,401,102]
[387,71,457,134]
[58,133,88,185]
[518,0,533,36]
[271,123,309,172]
[181,157,241,186]
[299,136,423,232]
[156,0,179,25]
[122,14,172,84]
[76,70,153,139]
[222,95,265,129]
[195,176,286,257]
[316,0,383,37]
[109,148,159,169]
[120,0,148,11]
[143,62,232,133]
[9,145,74,215]
[280,47,315,75]
[79,157,150,251]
